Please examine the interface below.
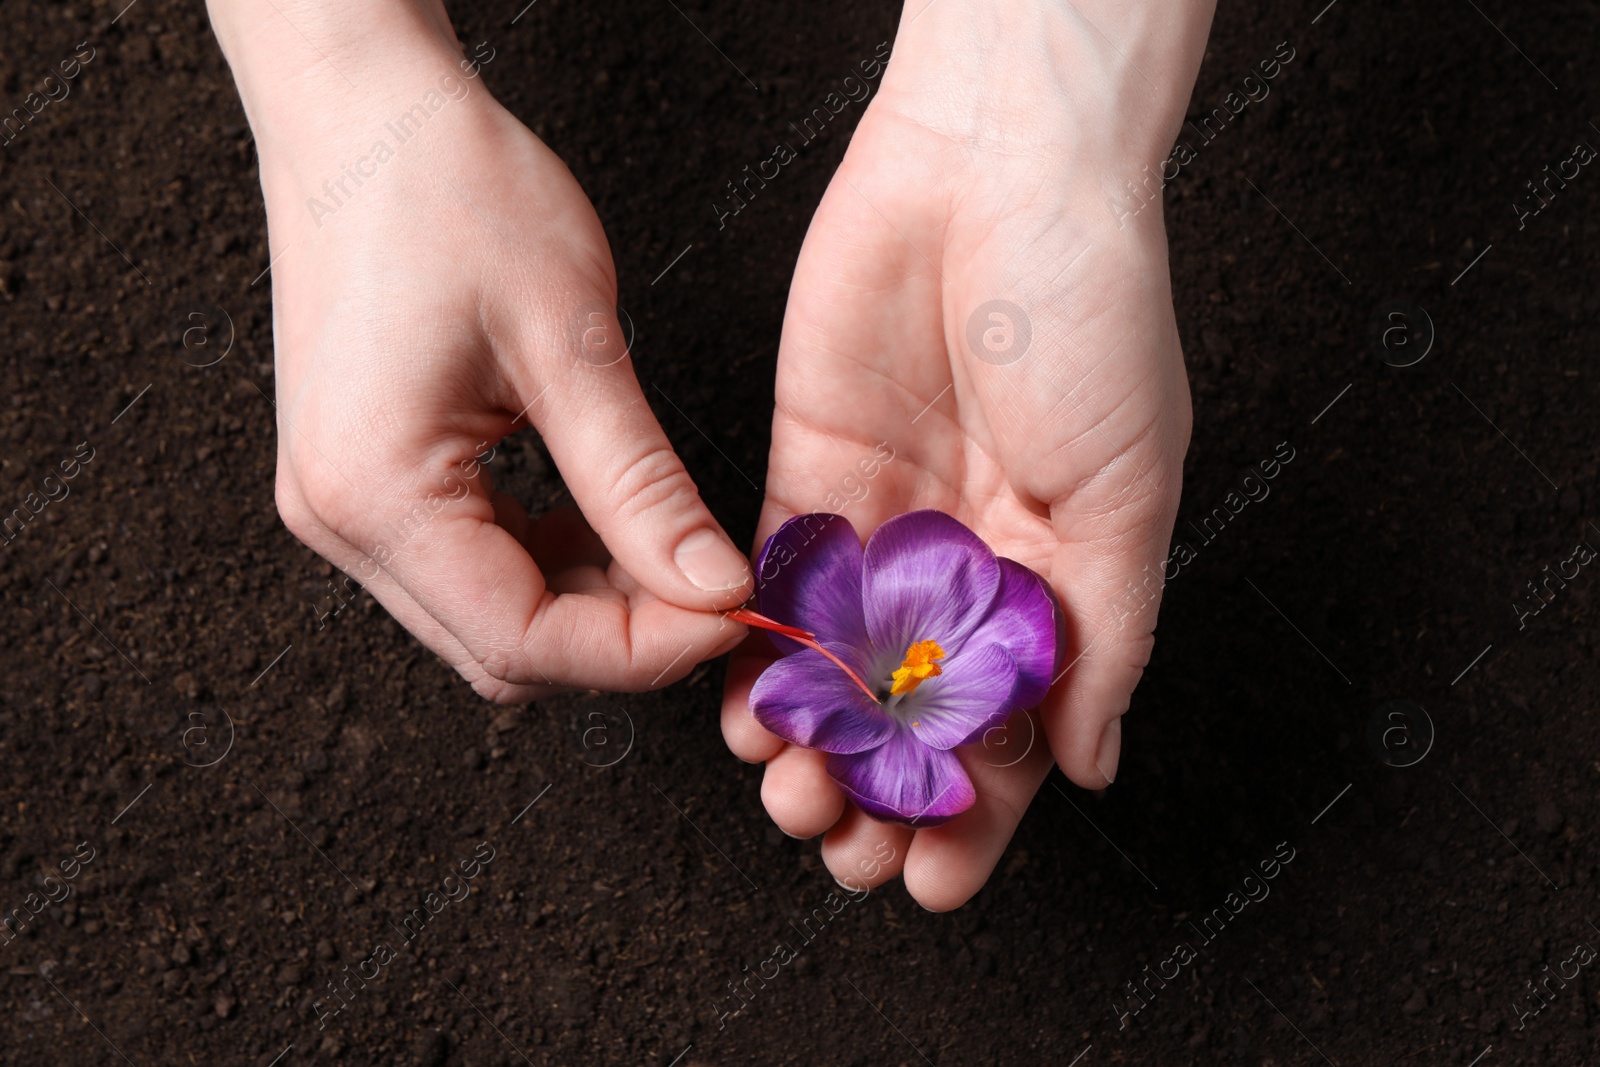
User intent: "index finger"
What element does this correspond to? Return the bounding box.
[357,480,745,692]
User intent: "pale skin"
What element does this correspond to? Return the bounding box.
[208,0,757,701]
[724,0,1216,908]
[207,0,1215,908]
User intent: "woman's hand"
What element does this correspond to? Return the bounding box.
[722,0,1214,908]
[210,0,752,700]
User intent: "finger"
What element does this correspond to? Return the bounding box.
[953,228,1189,791]
[901,710,1054,911]
[546,565,614,596]
[1043,509,1174,789]
[761,746,845,839]
[355,567,559,701]
[821,805,911,892]
[519,503,611,573]
[1024,389,1186,789]
[721,649,785,763]
[279,491,556,703]
[350,476,744,691]
[528,352,753,612]
[500,500,615,596]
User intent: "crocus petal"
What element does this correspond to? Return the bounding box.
[754,513,868,656]
[899,643,1019,750]
[862,511,1001,658]
[826,728,977,826]
[749,644,895,754]
[959,558,1063,710]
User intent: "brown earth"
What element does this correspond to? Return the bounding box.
[1,0,1598,1064]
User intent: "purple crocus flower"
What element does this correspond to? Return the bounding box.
[743,511,1063,827]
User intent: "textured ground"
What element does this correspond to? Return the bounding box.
[1,0,1598,1064]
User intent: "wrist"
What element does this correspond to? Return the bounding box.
[206,0,479,164]
[882,0,1215,162]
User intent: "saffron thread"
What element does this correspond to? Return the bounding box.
[727,608,879,701]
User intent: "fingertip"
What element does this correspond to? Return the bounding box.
[1051,705,1122,790]
[901,869,971,913]
[622,599,749,691]
[1095,716,1121,786]
[821,806,910,892]
[901,729,1054,911]
[1041,641,1136,790]
[900,830,995,912]
[721,654,784,763]
[761,747,845,839]
[710,624,747,659]
[673,526,755,605]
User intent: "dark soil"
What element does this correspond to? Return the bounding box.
[3,0,1599,1064]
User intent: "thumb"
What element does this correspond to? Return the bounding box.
[525,305,754,611]
[1036,486,1177,793]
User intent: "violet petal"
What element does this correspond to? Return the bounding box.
[899,643,1019,750]
[862,510,1001,658]
[749,644,895,754]
[960,558,1063,710]
[754,513,868,656]
[826,728,977,826]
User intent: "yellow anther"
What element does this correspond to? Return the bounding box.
[890,640,946,697]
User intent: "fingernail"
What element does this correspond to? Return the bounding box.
[1095,717,1122,785]
[674,527,750,593]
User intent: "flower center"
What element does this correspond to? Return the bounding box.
[889,640,945,697]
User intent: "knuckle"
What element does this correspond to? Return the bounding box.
[469,671,527,704]
[476,646,530,687]
[295,472,351,525]
[273,470,323,544]
[1124,631,1157,673]
[607,446,697,523]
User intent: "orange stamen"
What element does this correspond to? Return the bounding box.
[890,640,945,697]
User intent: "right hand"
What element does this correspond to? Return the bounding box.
[221,11,752,700]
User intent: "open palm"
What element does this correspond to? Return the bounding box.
[722,38,1193,908]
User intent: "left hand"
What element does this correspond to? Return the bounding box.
[721,0,1212,909]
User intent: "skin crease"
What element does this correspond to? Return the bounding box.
[211,0,1217,911]
[207,0,756,702]
[723,0,1217,910]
